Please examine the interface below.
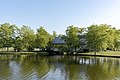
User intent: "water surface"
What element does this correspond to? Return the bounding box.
[0,55,120,80]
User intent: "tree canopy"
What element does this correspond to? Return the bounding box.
[65,25,84,52]
[86,24,120,54]
[0,23,15,51]
[0,23,119,53]
[36,26,51,50]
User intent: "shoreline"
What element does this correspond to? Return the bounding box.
[73,53,120,58]
[0,51,120,58]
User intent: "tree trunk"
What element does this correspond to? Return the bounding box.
[75,46,77,52]
[94,48,97,55]
[94,51,96,55]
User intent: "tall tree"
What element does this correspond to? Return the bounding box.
[20,25,36,51]
[0,23,15,51]
[36,26,50,50]
[47,31,57,51]
[65,25,83,52]
[86,24,117,54]
[112,29,120,50]
[13,26,23,51]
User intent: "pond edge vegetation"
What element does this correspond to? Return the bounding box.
[0,23,120,57]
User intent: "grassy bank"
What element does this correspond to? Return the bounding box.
[77,51,120,58]
[79,51,120,55]
[0,51,49,55]
[0,51,120,58]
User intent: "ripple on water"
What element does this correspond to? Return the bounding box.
[1,56,120,80]
[41,63,66,80]
[1,60,38,80]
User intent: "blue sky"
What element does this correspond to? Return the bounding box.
[0,0,120,34]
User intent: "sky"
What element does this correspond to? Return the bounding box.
[0,0,120,34]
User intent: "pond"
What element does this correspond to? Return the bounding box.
[0,55,120,80]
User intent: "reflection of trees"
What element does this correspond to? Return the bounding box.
[62,56,81,80]
[0,61,11,80]
[50,56,89,80]
[50,56,120,80]
[87,64,109,80]
[1,55,120,80]
[35,57,51,78]
[0,55,19,79]
[86,57,120,80]
[19,56,51,79]
[0,55,52,80]
[100,58,120,79]
[65,63,81,80]
[0,55,16,61]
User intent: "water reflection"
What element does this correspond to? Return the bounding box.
[0,55,120,80]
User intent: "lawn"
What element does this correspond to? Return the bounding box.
[78,51,120,57]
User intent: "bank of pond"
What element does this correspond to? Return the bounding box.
[0,51,120,58]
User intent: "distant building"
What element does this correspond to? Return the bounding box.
[52,37,66,51]
[53,37,66,45]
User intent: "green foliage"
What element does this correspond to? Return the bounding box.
[86,24,120,53]
[114,29,120,50]
[0,22,120,53]
[13,25,36,51]
[46,31,57,51]
[0,23,15,51]
[21,25,36,51]
[65,25,84,52]
[36,26,51,50]
[13,37,23,51]
[47,35,54,51]
[12,25,22,51]
[53,31,57,38]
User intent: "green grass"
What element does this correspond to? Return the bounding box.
[0,50,120,57]
[0,47,49,55]
[97,51,120,56]
[78,51,120,56]
[35,51,49,55]
[0,51,49,55]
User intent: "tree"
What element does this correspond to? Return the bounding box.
[86,24,117,54]
[13,36,23,51]
[47,31,57,51]
[20,25,36,51]
[36,26,50,50]
[0,24,4,49]
[0,23,15,51]
[53,31,57,38]
[65,25,83,53]
[112,29,120,50]
[9,25,23,52]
